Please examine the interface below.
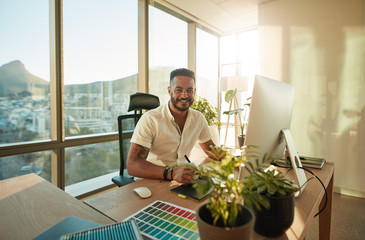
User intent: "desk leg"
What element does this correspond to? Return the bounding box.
[319,172,333,240]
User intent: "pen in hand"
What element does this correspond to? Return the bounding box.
[184,155,191,163]
[184,155,202,180]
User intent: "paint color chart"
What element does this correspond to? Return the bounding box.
[124,200,200,240]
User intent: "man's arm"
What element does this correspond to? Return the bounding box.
[199,139,225,161]
[127,143,165,179]
[127,142,195,183]
[199,139,216,158]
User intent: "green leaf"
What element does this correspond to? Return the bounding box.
[224,89,237,103]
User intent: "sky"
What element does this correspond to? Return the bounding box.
[0,0,185,84]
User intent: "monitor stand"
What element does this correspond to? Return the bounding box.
[281,128,307,197]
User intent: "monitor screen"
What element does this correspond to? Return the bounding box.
[244,75,295,161]
[243,75,307,195]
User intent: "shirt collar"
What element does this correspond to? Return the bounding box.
[165,101,192,122]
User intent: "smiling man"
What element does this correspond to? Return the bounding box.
[127,68,216,184]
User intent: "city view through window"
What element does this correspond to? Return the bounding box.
[0,1,257,195]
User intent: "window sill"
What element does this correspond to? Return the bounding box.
[65,171,118,198]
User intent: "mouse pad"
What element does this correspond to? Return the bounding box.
[170,183,211,201]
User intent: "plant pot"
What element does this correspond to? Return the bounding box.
[196,203,255,240]
[238,135,245,148]
[254,193,295,237]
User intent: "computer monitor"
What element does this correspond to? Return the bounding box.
[243,75,307,196]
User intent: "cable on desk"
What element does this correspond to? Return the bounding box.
[271,161,328,218]
[298,166,328,218]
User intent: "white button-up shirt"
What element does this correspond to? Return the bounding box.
[131,103,212,166]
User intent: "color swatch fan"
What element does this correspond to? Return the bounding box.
[124,200,200,240]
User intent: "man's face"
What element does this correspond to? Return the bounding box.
[168,75,196,112]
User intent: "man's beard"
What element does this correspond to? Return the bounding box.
[170,95,193,112]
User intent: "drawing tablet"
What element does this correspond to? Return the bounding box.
[170,183,211,201]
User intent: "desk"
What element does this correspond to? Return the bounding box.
[84,162,334,240]
[0,174,115,240]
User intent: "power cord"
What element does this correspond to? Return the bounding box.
[298,166,328,217]
[271,161,328,218]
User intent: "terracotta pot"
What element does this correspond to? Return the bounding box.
[254,193,295,237]
[196,203,255,240]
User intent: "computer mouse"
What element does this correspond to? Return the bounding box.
[133,187,152,198]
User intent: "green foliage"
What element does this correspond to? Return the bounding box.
[171,146,268,228]
[242,147,299,197]
[191,96,221,127]
[170,145,298,228]
[223,89,249,136]
[244,168,298,197]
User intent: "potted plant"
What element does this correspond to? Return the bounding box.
[243,152,299,237]
[172,145,299,239]
[223,89,250,148]
[191,96,221,127]
[174,146,270,240]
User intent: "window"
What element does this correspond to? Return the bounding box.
[148,5,187,103]
[220,30,260,147]
[0,0,50,144]
[0,1,225,196]
[196,28,219,107]
[65,141,119,186]
[63,0,138,137]
[0,151,51,181]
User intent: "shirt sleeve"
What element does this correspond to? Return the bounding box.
[130,112,155,149]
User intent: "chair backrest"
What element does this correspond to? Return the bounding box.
[128,92,160,114]
[117,93,160,177]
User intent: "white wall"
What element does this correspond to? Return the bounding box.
[259,0,365,197]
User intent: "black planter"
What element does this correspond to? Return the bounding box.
[238,135,245,148]
[254,193,295,237]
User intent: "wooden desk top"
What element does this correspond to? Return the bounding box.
[85,163,335,240]
[0,174,114,240]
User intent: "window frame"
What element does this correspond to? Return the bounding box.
[0,0,223,198]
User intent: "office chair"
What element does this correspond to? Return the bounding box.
[111,92,160,187]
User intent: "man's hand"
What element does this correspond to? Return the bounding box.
[173,165,196,184]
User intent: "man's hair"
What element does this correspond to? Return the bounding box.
[170,68,195,83]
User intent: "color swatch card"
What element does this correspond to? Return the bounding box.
[124,200,200,240]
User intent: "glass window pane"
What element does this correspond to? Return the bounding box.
[196,28,219,107]
[63,0,138,137]
[0,0,50,144]
[65,141,119,186]
[149,6,187,103]
[219,30,260,147]
[0,151,51,181]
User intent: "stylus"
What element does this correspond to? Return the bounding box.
[184,155,191,163]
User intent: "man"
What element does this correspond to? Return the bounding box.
[127,68,216,184]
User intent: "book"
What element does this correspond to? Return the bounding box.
[60,219,143,240]
[33,216,102,240]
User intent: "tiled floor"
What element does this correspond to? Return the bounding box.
[306,193,365,240]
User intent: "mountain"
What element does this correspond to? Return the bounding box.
[64,74,138,97]
[0,60,49,97]
[0,60,138,98]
